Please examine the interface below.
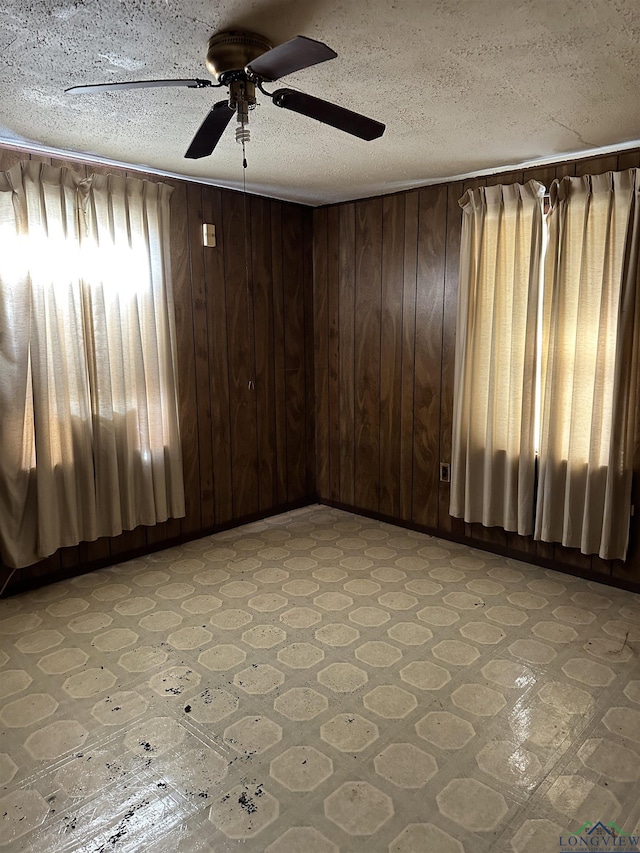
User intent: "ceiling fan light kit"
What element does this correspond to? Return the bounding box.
[66,30,386,159]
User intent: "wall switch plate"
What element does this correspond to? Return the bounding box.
[202,223,216,247]
[439,462,450,483]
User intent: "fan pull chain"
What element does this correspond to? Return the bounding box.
[235,94,250,169]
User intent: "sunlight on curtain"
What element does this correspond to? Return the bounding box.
[0,162,185,568]
[535,169,640,560]
[450,180,545,535]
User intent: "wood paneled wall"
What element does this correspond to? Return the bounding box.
[0,145,315,592]
[3,141,640,594]
[313,147,640,589]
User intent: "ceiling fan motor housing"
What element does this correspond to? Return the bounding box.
[206,31,273,82]
[66,30,384,160]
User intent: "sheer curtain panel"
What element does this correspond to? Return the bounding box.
[450,181,545,535]
[535,169,640,561]
[0,162,185,569]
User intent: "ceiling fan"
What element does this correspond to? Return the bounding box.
[66,31,386,159]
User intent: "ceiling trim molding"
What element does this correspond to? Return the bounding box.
[1,135,639,207]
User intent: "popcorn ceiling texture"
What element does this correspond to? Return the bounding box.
[1,505,640,851]
[0,0,638,203]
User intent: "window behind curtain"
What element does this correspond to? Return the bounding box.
[451,169,640,561]
[535,170,640,560]
[450,181,545,536]
[0,162,185,569]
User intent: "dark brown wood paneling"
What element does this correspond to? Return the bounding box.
[313,208,330,500]
[618,150,640,170]
[223,190,259,518]
[412,185,447,529]
[3,144,314,592]
[203,186,233,524]
[145,521,169,549]
[251,195,277,511]
[439,181,464,535]
[379,194,404,517]
[187,182,215,529]
[522,165,556,188]
[110,526,147,557]
[590,555,612,577]
[303,209,317,497]
[535,539,556,564]
[282,203,307,502]
[575,155,619,177]
[6,139,640,594]
[312,147,640,590]
[556,542,598,574]
[400,192,419,521]
[79,537,111,565]
[327,207,341,501]
[485,170,523,186]
[285,365,306,501]
[271,202,288,505]
[4,552,60,590]
[338,203,356,507]
[554,161,577,180]
[59,545,81,571]
[354,198,383,512]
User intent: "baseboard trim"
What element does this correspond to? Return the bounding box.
[317,498,640,595]
[3,497,316,596]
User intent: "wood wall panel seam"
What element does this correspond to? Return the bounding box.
[282,205,308,501]
[303,210,317,497]
[437,183,450,530]
[251,197,277,511]
[248,195,263,511]
[399,192,418,522]
[192,182,216,528]
[354,198,383,512]
[312,208,330,499]
[338,204,356,506]
[379,194,404,518]
[271,202,289,505]
[327,206,341,502]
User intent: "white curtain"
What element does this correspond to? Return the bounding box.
[535,169,640,561]
[450,181,545,535]
[0,161,185,569]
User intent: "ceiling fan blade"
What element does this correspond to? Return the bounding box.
[246,35,337,82]
[184,100,235,159]
[272,89,385,141]
[66,78,216,94]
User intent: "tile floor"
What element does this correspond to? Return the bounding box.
[1,505,640,852]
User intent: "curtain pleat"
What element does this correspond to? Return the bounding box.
[0,162,185,569]
[450,180,544,535]
[535,169,640,560]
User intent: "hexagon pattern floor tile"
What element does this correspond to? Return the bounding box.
[1,505,640,852]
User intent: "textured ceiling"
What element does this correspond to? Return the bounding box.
[1,0,639,205]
